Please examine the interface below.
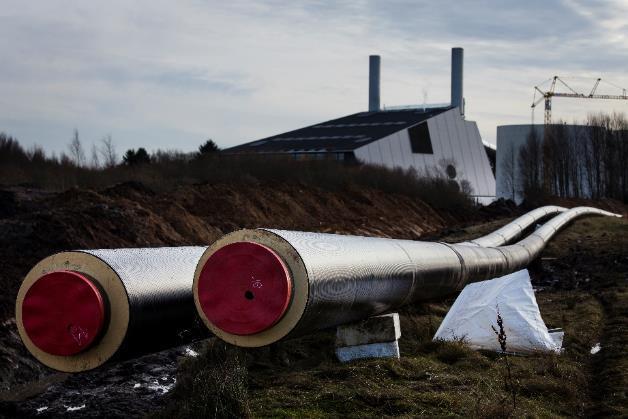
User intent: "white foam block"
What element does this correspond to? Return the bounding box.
[336,313,401,347]
[336,340,400,363]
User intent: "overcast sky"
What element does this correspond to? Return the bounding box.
[1,0,627,157]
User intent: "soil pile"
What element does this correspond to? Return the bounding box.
[0,181,475,323]
[0,180,482,416]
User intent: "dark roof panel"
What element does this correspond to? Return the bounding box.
[225,107,451,153]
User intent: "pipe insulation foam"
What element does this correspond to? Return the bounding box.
[16,246,207,372]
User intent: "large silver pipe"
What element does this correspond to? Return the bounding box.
[193,207,619,347]
[459,205,566,247]
[16,247,208,372]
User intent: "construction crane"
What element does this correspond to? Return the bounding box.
[531,76,628,124]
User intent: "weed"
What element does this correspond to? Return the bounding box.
[154,340,250,419]
[492,306,518,413]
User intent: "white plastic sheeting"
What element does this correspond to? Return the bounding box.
[433,269,561,354]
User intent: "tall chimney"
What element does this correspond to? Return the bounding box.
[450,47,464,116]
[368,55,381,112]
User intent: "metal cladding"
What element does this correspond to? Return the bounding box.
[460,205,567,247]
[16,246,207,372]
[451,47,464,116]
[368,55,381,112]
[194,206,620,348]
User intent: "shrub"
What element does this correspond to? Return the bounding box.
[0,135,474,212]
[156,340,250,419]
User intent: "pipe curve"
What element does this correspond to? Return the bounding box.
[194,206,620,347]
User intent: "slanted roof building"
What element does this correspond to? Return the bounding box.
[227,107,448,156]
[225,48,496,203]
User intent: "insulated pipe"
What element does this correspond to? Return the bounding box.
[459,205,566,248]
[16,247,207,372]
[193,207,619,347]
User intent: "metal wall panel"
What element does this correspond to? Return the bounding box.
[355,108,496,200]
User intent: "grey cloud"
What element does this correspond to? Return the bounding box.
[1,0,627,154]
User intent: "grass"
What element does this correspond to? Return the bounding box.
[154,340,251,419]
[156,216,626,418]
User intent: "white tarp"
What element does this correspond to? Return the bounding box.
[433,269,562,354]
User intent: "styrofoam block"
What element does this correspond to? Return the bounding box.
[336,313,401,347]
[336,340,400,363]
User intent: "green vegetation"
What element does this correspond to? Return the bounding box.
[122,147,151,166]
[155,340,251,418]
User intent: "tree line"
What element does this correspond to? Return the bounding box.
[0,130,220,190]
[1,131,220,168]
[501,112,628,203]
[0,131,474,210]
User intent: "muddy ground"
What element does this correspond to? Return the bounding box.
[0,182,625,417]
[151,215,626,418]
[0,181,494,417]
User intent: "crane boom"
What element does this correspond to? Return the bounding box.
[531,76,628,124]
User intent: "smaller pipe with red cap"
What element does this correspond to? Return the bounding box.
[16,246,209,372]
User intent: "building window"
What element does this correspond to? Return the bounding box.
[408,122,433,154]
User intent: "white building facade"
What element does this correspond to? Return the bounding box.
[354,107,495,202]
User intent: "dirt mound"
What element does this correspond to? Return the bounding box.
[0,181,479,323]
[1,180,624,418]
[0,180,486,411]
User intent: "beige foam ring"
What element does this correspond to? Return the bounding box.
[193,229,309,347]
[16,251,130,372]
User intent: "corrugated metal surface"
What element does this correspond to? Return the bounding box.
[460,205,566,247]
[196,207,619,347]
[354,108,496,199]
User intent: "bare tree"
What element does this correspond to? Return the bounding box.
[518,127,543,201]
[68,129,86,167]
[90,142,100,169]
[99,135,118,168]
[587,113,608,198]
[519,112,628,203]
[542,122,571,197]
[500,140,518,201]
[616,113,628,201]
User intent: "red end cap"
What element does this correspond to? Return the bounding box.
[198,242,292,336]
[22,271,106,356]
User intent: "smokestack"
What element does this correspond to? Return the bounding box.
[368,55,381,112]
[451,47,464,116]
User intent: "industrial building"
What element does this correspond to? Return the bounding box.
[225,48,496,203]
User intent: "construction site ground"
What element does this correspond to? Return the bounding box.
[0,182,625,417]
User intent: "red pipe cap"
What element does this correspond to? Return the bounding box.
[198,242,292,336]
[22,271,106,356]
